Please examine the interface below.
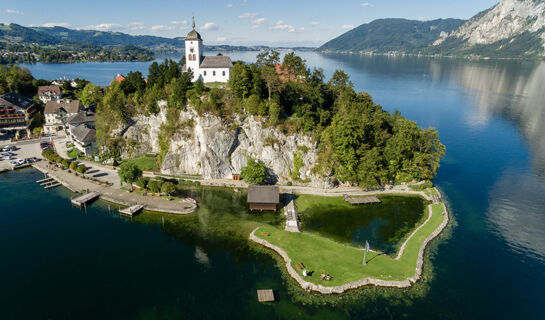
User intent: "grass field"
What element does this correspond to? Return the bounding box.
[122,155,158,172]
[255,202,446,287]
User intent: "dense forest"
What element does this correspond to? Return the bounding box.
[95,51,445,188]
[0,42,153,64]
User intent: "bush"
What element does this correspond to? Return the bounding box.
[240,158,267,184]
[147,179,163,193]
[69,161,78,171]
[76,165,87,174]
[135,177,149,189]
[409,180,433,191]
[61,158,71,169]
[161,181,176,197]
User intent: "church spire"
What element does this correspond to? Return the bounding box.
[192,16,195,30]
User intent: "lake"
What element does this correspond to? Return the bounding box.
[6,52,545,319]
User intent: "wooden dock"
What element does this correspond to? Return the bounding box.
[257,289,275,302]
[344,195,381,205]
[119,204,144,216]
[71,192,99,207]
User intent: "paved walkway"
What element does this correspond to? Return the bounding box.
[33,161,196,215]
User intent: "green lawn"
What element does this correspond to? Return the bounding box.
[255,202,446,287]
[122,155,158,172]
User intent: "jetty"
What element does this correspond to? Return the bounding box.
[71,192,99,207]
[119,204,144,216]
[257,289,275,302]
[344,195,381,205]
[36,176,61,189]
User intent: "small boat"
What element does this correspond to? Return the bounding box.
[185,197,197,204]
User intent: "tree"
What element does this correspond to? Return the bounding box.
[240,158,267,184]
[147,180,162,193]
[118,162,142,189]
[79,83,103,107]
[281,52,308,80]
[261,65,281,102]
[229,63,252,99]
[256,50,280,66]
[161,181,176,199]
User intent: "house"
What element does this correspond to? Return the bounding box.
[70,124,97,156]
[38,86,62,103]
[66,108,96,132]
[43,99,82,133]
[0,92,37,132]
[112,74,125,84]
[183,17,233,83]
[247,185,280,211]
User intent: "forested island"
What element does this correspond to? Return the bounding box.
[93,51,445,188]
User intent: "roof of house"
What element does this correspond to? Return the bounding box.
[71,124,96,143]
[247,185,280,204]
[67,110,96,125]
[38,86,61,95]
[44,99,82,114]
[186,29,202,41]
[0,92,35,110]
[200,55,233,69]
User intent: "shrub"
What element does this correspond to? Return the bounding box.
[135,177,149,189]
[69,161,78,171]
[61,158,71,169]
[161,181,176,197]
[240,158,267,184]
[147,179,163,193]
[76,165,87,174]
[118,162,142,185]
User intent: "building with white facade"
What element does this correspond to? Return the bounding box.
[38,86,62,103]
[43,99,82,134]
[183,18,233,83]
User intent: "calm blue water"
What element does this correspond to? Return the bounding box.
[10,53,545,319]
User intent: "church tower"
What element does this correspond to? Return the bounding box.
[185,17,203,81]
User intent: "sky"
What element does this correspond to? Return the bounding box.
[0,0,499,47]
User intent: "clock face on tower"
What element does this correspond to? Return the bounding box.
[190,48,194,53]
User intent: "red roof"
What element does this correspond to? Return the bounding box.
[38,86,62,95]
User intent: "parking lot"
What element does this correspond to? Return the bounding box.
[0,139,43,172]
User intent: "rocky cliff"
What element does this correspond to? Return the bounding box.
[120,104,323,186]
[434,0,545,56]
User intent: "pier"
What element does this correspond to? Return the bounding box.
[257,289,275,302]
[344,195,381,205]
[119,204,144,216]
[36,176,61,189]
[71,192,99,207]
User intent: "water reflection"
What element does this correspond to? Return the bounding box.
[487,168,545,262]
[431,60,545,175]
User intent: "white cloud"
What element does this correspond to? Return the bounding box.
[200,22,219,31]
[310,21,319,26]
[87,23,121,31]
[216,37,227,42]
[226,3,233,8]
[170,20,187,25]
[42,22,70,28]
[127,22,145,30]
[342,24,355,29]
[238,12,258,19]
[361,2,373,7]
[6,9,22,14]
[250,17,266,29]
[151,25,175,31]
[270,20,296,33]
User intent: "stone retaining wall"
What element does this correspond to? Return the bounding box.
[250,199,450,294]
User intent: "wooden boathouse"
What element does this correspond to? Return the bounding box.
[248,185,279,211]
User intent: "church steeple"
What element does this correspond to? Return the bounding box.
[192,16,195,30]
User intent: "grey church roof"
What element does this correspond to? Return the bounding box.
[186,29,202,41]
[199,56,234,69]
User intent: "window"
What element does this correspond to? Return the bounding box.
[213,71,216,76]
[204,71,207,76]
[192,54,196,61]
[188,55,192,61]
[222,71,226,76]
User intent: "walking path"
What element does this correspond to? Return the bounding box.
[32,161,196,215]
[283,197,300,232]
[250,197,450,293]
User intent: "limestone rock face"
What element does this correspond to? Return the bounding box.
[438,0,545,51]
[121,105,324,186]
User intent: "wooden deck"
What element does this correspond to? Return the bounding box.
[257,289,275,302]
[71,192,99,207]
[344,195,381,205]
[119,204,144,216]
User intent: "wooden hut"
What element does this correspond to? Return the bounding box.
[248,185,279,211]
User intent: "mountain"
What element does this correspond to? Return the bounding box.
[0,23,60,45]
[319,18,466,53]
[431,0,545,57]
[31,26,185,49]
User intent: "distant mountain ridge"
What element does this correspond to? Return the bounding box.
[320,0,545,58]
[319,18,466,53]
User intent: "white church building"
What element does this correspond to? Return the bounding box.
[183,18,233,83]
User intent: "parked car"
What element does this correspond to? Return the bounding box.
[40,142,52,150]
[26,157,40,163]
[15,158,25,165]
[1,152,15,157]
[9,161,18,167]
[2,145,15,152]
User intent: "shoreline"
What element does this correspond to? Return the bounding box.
[249,189,449,294]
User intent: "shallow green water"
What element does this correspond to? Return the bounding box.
[300,196,427,254]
